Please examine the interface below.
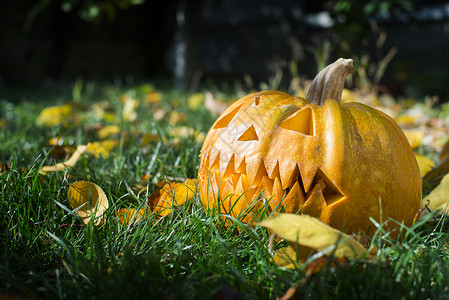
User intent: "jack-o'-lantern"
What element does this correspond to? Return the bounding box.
[198,58,421,235]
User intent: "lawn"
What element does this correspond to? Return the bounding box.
[1,80,449,299]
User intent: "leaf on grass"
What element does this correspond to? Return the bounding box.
[423,173,449,214]
[36,104,73,127]
[120,95,139,122]
[147,179,197,217]
[415,153,435,177]
[187,93,205,110]
[67,181,109,225]
[116,208,145,226]
[168,111,186,126]
[403,129,425,149]
[86,140,120,158]
[422,155,449,194]
[205,91,229,116]
[0,118,6,127]
[260,214,371,260]
[140,133,160,146]
[39,145,87,175]
[97,125,120,140]
[145,91,162,104]
[0,162,10,174]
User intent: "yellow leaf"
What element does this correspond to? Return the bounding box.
[424,173,449,214]
[140,133,160,146]
[145,91,162,104]
[97,125,120,140]
[147,179,197,217]
[403,129,425,149]
[415,154,435,177]
[259,214,371,260]
[120,95,139,122]
[168,111,186,126]
[340,88,356,104]
[395,114,417,126]
[116,208,145,226]
[86,140,120,158]
[187,93,205,110]
[272,245,301,269]
[36,104,73,127]
[39,145,87,175]
[0,118,6,127]
[67,181,109,225]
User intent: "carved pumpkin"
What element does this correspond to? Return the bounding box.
[198,58,421,235]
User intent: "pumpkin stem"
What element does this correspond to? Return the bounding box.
[306,58,354,106]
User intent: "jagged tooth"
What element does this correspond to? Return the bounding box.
[209,151,220,170]
[253,159,269,187]
[235,156,246,174]
[299,163,319,193]
[235,173,250,194]
[301,183,327,219]
[280,163,300,190]
[257,175,274,201]
[267,160,281,181]
[268,177,285,211]
[282,181,304,214]
[231,173,241,188]
[246,158,262,185]
[223,153,236,179]
[219,151,232,173]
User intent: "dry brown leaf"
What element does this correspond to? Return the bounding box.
[39,145,87,175]
[441,138,449,160]
[205,91,229,116]
[67,181,109,225]
[147,179,197,217]
[415,153,435,177]
[260,214,371,260]
[0,162,10,174]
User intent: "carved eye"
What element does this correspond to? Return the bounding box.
[279,107,314,136]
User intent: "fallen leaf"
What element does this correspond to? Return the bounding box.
[36,104,73,127]
[423,173,449,214]
[0,162,10,174]
[422,156,449,195]
[97,125,120,140]
[39,145,87,175]
[415,154,435,177]
[205,91,229,116]
[147,179,197,217]
[140,133,160,146]
[168,111,186,126]
[116,208,145,226]
[145,91,162,104]
[120,95,139,122]
[340,88,356,103]
[86,140,120,158]
[153,108,168,121]
[403,129,425,149]
[260,214,371,260]
[0,118,6,127]
[67,181,109,225]
[187,93,205,110]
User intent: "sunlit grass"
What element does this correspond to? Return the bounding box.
[1,82,449,299]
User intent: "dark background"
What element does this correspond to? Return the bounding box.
[1,0,449,99]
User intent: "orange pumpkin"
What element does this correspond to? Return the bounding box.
[198,58,421,235]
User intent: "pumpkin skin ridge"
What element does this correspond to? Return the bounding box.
[198,88,421,235]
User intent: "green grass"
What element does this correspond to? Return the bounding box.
[1,82,449,299]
